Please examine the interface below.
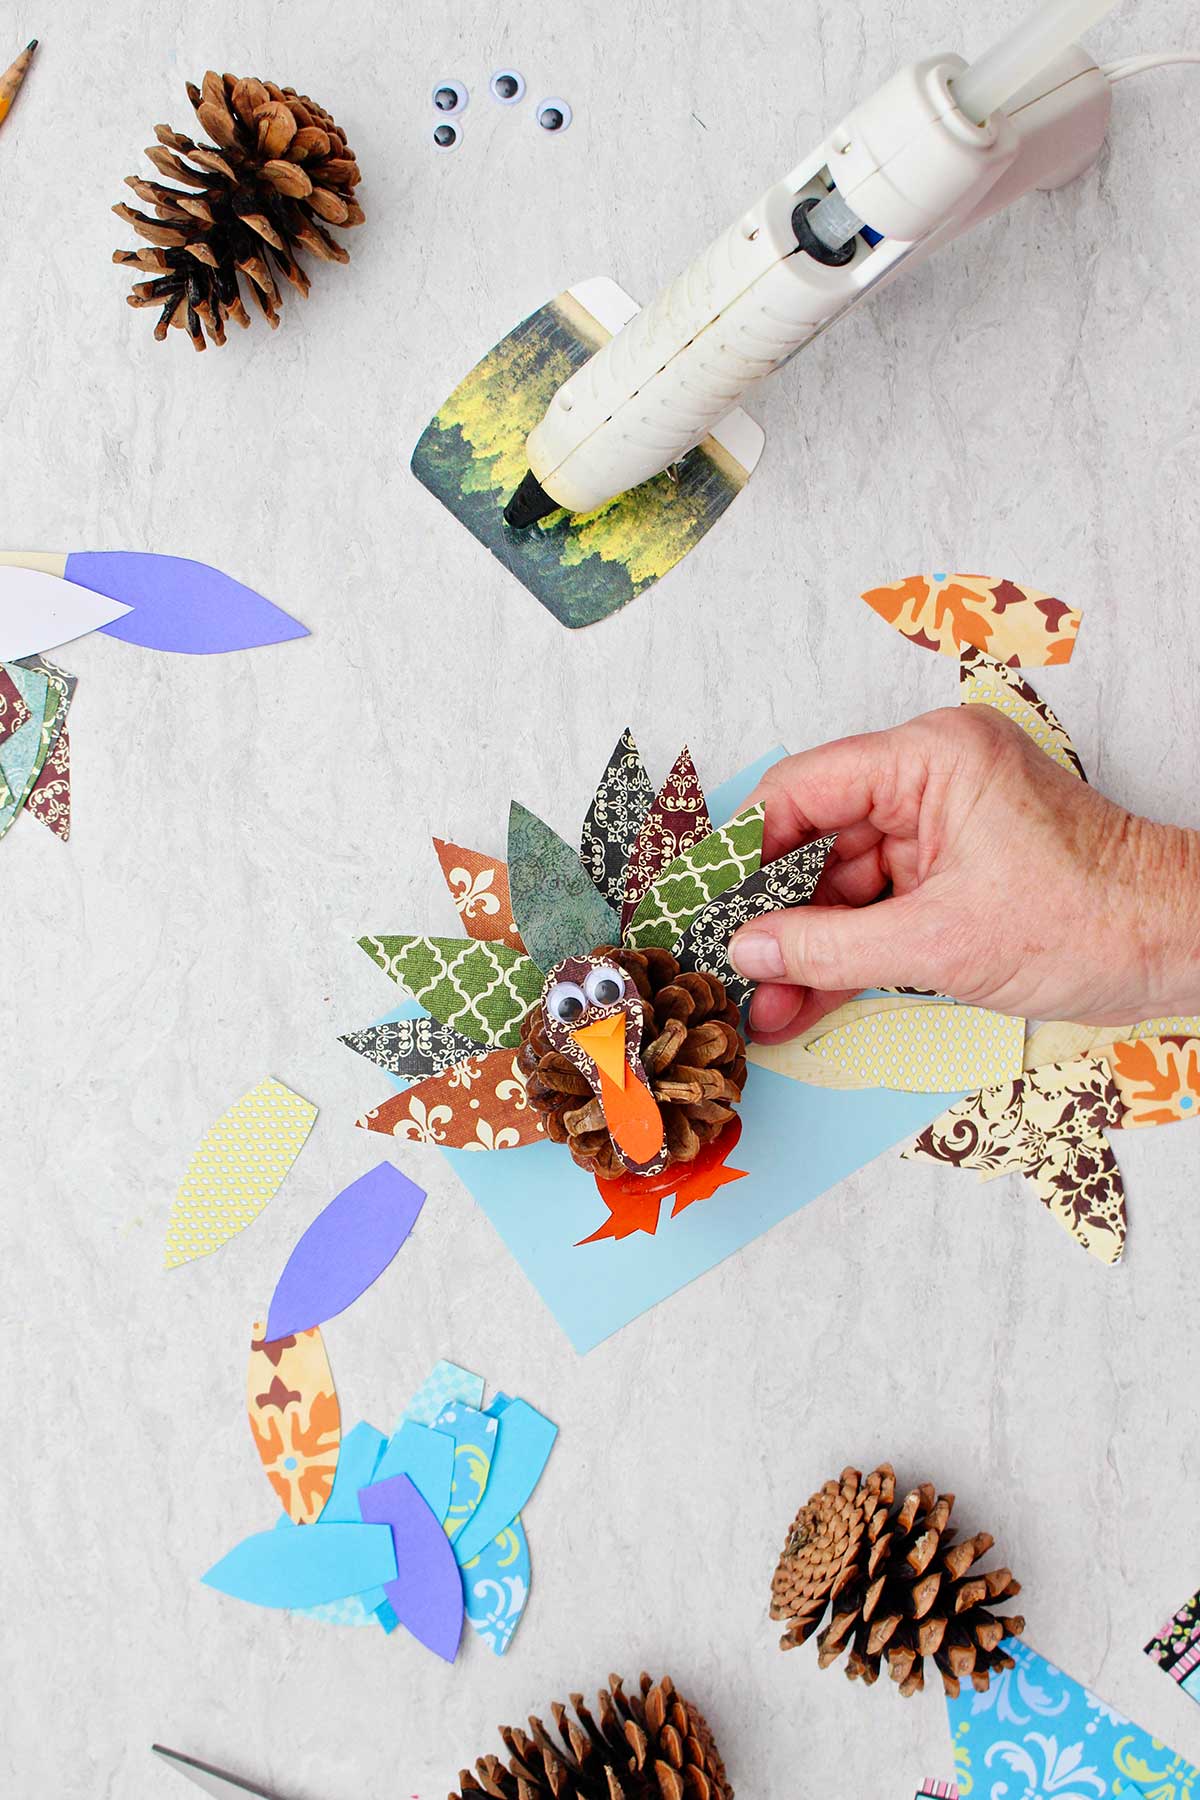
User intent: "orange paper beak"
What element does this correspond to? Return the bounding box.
[571,1014,628,1088]
[571,1014,665,1168]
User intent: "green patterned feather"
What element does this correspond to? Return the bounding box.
[623,804,766,949]
[508,799,620,973]
[357,935,544,1048]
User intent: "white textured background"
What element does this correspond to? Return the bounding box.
[2,2,1199,1795]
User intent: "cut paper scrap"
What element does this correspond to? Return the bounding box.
[26,656,75,814]
[580,726,655,910]
[0,660,50,839]
[163,1077,317,1269]
[960,647,1087,779]
[402,1360,485,1427]
[373,1419,456,1521]
[357,1047,546,1150]
[462,1516,530,1656]
[452,1399,558,1566]
[433,837,524,949]
[0,563,131,660]
[905,1058,1127,1264]
[620,744,711,931]
[339,1017,482,1081]
[916,1786,959,1799]
[0,654,73,843]
[371,749,972,1351]
[207,1366,553,1659]
[201,1522,396,1609]
[508,799,620,972]
[291,1420,385,1521]
[805,1004,1025,1094]
[246,1321,340,1525]
[861,572,1080,665]
[1107,1036,1200,1129]
[625,803,765,949]
[358,1474,464,1663]
[946,1636,1200,1797]
[0,668,30,744]
[357,934,542,1049]
[0,550,308,654]
[24,720,69,839]
[409,279,762,631]
[673,837,835,1006]
[432,1402,499,1543]
[277,1421,388,1631]
[1024,1016,1200,1071]
[1145,1583,1200,1703]
[265,1162,426,1339]
[430,1397,534,1657]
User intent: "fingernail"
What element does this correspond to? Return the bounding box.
[729,927,785,981]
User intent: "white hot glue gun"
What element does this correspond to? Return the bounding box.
[504,0,1183,527]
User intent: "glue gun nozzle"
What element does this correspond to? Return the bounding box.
[504,470,559,529]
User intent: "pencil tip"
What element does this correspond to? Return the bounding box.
[27,39,38,51]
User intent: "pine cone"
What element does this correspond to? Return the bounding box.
[113,71,363,349]
[517,946,747,1180]
[770,1464,1025,1699]
[451,1671,733,1800]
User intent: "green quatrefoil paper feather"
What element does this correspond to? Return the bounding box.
[623,803,766,950]
[357,935,544,1048]
[508,800,621,973]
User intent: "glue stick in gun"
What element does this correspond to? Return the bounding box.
[504,0,1122,527]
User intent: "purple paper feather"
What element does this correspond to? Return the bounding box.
[265,1164,425,1341]
[358,1474,463,1662]
[64,551,308,654]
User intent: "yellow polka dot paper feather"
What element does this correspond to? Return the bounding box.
[164,1077,317,1269]
[807,1005,1025,1094]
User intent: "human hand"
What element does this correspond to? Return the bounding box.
[728,706,1200,1043]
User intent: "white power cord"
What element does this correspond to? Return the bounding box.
[1102,51,1200,83]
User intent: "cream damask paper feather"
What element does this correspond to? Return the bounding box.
[903,1058,1126,1264]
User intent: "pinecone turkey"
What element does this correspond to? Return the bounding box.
[770,1464,1025,1698]
[114,71,363,348]
[450,1672,733,1800]
[519,945,747,1180]
[348,730,832,1208]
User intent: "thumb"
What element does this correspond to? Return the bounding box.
[728,894,941,995]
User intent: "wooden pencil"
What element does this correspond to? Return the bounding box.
[0,39,37,131]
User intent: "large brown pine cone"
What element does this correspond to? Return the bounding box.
[450,1671,734,1800]
[517,946,747,1180]
[770,1464,1025,1699]
[113,72,363,349]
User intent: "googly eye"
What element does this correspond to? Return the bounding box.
[432,79,468,116]
[546,980,587,1025]
[536,96,573,133]
[584,964,625,1008]
[490,69,526,105]
[432,120,462,152]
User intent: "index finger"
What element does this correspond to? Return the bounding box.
[744,723,924,862]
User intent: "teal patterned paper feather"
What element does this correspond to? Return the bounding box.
[508,800,620,972]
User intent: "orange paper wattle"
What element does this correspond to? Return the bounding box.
[594,1062,665,1167]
